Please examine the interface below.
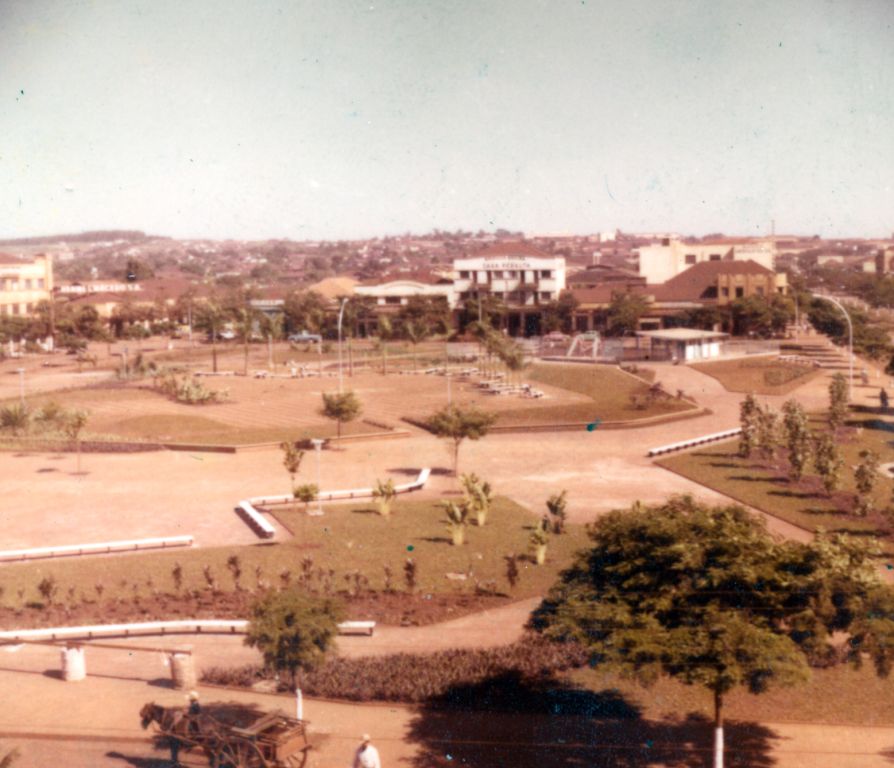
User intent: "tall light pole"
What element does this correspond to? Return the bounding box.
[814,294,853,401]
[337,298,348,394]
[310,439,325,516]
[16,367,25,407]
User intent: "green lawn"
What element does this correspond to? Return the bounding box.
[690,355,821,395]
[658,411,894,537]
[496,364,694,426]
[0,497,588,609]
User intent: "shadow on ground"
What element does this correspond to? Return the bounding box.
[406,674,780,768]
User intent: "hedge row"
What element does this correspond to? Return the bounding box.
[202,636,589,704]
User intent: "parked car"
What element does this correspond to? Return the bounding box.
[288,332,322,344]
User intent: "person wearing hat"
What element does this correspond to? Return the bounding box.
[187,690,201,716]
[352,733,381,768]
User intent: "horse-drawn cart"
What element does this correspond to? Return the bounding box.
[140,702,311,767]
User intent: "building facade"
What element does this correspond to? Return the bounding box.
[637,239,776,284]
[0,253,53,317]
[453,245,566,336]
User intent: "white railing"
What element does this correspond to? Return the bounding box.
[0,618,374,643]
[235,502,277,539]
[647,428,742,457]
[0,535,194,563]
[247,467,431,508]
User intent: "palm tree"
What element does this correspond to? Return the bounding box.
[461,473,493,526]
[442,500,470,546]
[372,478,397,517]
[529,518,550,565]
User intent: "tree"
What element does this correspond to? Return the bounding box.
[854,449,880,517]
[244,589,343,688]
[813,432,844,496]
[530,495,882,768]
[730,294,793,337]
[321,391,362,440]
[376,315,394,375]
[540,291,579,334]
[756,405,779,463]
[280,441,304,493]
[225,288,260,376]
[427,405,497,476]
[372,478,396,518]
[604,292,649,337]
[545,489,568,534]
[504,554,520,590]
[442,500,470,546]
[283,290,327,335]
[738,394,760,459]
[781,399,811,482]
[194,296,227,373]
[401,318,430,371]
[828,372,849,432]
[1,748,20,768]
[63,409,89,474]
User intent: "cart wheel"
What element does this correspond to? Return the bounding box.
[214,739,266,768]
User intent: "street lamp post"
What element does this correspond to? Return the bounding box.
[310,439,325,516]
[814,294,854,401]
[16,367,25,407]
[337,298,348,394]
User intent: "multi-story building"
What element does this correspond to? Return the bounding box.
[637,238,776,284]
[453,243,566,336]
[0,253,53,317]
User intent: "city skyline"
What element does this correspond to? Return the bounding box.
[2,0,893,242]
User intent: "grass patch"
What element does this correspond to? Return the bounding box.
[0,497,588,608]
[492,364,692,426]
[691,355,821,395]
[569,662,894,726]
[658,411,894,538]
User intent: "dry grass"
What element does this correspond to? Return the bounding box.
[691,355,821,395]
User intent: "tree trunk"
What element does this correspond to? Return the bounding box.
[212,341,218,373]
[453,439,461,477]
[382,344,387,375]
[348,337,354,377]
[713,688,724,768]
[76,439,82,475]
[267,334,273,369]
[243,339,249,376]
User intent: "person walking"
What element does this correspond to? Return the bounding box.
[881,388,890,412]
[352,733,381,768]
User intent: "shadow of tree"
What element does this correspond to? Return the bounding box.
[406,676,780,768]
[106,752,171,768]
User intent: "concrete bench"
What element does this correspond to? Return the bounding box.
[647,428,742,457]
[235,502,276,539]
[337,620,376,636]
[0,535,194,563]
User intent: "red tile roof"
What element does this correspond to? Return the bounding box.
[474,242,550,258]
[360,270,452,286]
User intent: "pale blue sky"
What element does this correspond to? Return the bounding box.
[2,0,892,240]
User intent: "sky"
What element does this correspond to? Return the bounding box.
[1,0,893,241]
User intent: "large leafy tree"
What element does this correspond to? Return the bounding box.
[531,495,882,768]
[604,292,649,337]
[283,290,328,335]
[244,589,343,688]
[730,294,793,337]
[427,405,496,476]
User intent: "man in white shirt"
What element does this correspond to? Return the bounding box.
[352,733,381,768]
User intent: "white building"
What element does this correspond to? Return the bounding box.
[453,243,566,336]
[354,271,456,309]
[637,239,776,285]
[0,253,53,317]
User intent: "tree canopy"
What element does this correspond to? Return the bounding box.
[530,495,883,766]
[427,404,497,476]
[244,589,344,687]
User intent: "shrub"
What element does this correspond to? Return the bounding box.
[201,636,588,703]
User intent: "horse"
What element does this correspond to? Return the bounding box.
[139,701,203,765]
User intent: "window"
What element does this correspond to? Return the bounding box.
[12,304,20,315]
[709,254,722,261]
[721,287,729,297]
[36,278,44,289]
[385,296,401,305]
[540,270,552,278]
[685,254,697,265]
[755,286,765,296]
[540,291,552,301]
[460,291,470,301]
[735,287,744,298]
[493,292,504,300]
[459,271,470,279]
[504,270,517,279]
[703,286,718,299]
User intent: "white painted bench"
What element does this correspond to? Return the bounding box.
[0,535,194,563]
[647,428,742,457]
[235,502,276,539]
[0,618,376,644]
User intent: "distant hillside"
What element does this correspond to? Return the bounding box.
[0,230,152,246]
